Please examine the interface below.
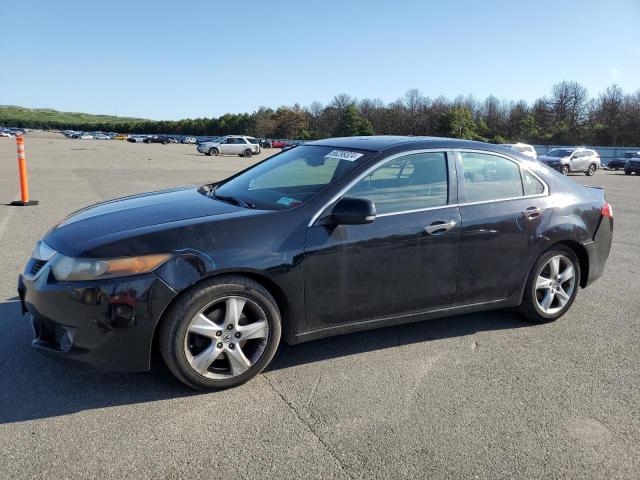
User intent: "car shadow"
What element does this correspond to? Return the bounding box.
[268,309,531,371]
[0,298,532,424]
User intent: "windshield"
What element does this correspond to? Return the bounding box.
[624,152,640,158]
[210,145,372,210]
[547,149,574,157]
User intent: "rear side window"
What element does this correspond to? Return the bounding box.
[460,152,523,202]
[346,152,448,214]
[522,170,544,195]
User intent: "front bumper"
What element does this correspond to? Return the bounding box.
[18,266,176,372]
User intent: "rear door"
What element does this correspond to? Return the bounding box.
[304,150,461,331]
[219,137,234,154]
[234,138,247,154]
[454,150,551,305]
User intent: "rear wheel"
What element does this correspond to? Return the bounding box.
[585,164,596,176]
[518,246,580,323]
[158,276,281,390]
[561,164,570,175]
[243,149,253,158]
[625,169,631,175]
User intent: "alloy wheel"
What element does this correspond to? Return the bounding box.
[183,296,269,379]
[535,255,576,315]
[561,165,569,175]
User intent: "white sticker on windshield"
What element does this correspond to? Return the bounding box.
[324,150,364,162]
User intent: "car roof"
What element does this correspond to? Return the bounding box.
[305,135,521,154]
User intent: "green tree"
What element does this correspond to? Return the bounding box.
[335,105,374,137]
[447,107,477,139]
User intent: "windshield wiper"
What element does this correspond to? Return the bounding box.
[211,188,255,209]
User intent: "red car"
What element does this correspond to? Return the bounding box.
[271,140,290,148]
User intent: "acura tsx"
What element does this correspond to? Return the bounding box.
[18,136,613,390]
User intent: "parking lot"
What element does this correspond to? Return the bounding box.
[0,133,638,479]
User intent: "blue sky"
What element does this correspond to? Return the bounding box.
[1,0,638,120]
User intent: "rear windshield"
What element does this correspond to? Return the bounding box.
[212,145,373,210]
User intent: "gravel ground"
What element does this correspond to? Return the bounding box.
[0,133,638,479]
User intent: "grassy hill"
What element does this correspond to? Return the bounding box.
[0,105,148,127]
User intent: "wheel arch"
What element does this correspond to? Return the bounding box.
[548,239,590,288]
[150,270,294,365]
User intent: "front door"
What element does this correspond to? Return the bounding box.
[304,151,460,332]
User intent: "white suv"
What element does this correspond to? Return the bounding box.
[197,135,260,157]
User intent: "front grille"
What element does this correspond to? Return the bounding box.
[31,259,47,276]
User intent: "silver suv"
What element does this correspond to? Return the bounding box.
[197,135,260,157]
[538,147,601,176]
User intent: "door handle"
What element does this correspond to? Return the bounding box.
[424,220,457,235]
[522,206,542,219]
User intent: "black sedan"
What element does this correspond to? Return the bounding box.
[143,135,170,144]
[18,136,613,390]
[609,151,640,170]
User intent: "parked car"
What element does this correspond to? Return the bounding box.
[538,148,600,175]
[127,135,147,143]
[608,151,640,170]
[79,133,94,140]
[94,133,110,140]
[182,137,197,144]
[18,136,613,390]
[501,143,537,160]
[144,135,170,144]
[624,155,640,175]
[197,135,260,157]
[114,134,128,140]
[271,140,290,148]
[0,131,13,137]
[260,139,273,148]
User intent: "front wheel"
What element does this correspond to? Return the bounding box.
[561,165,570,175]
[518,247,581,323]
[158,276,282,390]
[625,170,631,175]
[209,147,219,156]
[585,164,596,176]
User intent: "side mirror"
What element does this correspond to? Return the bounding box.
[331,197,376,225]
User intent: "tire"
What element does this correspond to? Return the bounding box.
[243,149,253,158]
[209,147,219,156]
[158,275,282,390]
[561,165,570,175]
[517,246,581,323]
[585,164,596,176]
[625,170,631,175]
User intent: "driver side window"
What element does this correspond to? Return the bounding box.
[346,152,448,215]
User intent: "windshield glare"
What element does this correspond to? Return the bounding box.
[547,149,574,157]
[211,145,371,210]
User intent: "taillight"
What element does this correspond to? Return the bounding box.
[601,203,613,219]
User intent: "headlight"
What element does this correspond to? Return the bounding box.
[51,253,171,282]
[32,241,57,261]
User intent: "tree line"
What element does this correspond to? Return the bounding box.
[6,81,640,146]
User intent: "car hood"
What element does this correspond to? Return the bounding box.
[44,186,251,255]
